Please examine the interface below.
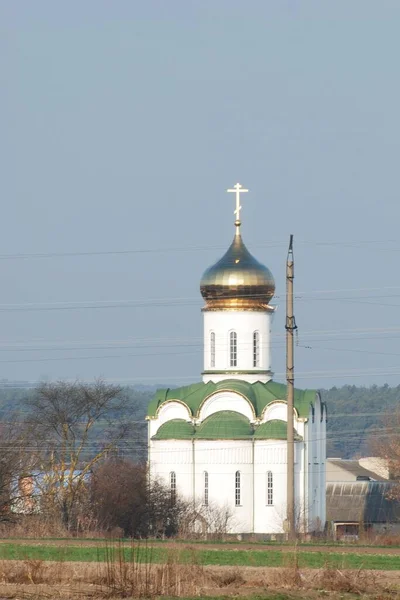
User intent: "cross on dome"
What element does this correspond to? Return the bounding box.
[227,182,248,229]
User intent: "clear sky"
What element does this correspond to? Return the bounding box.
[1,1,400,389]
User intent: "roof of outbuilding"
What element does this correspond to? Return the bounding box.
[326,482,400,523]
[147,379,317,419]
[327,459,386,482]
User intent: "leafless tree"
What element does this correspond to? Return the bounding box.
[25,379,134,529]
[0,420,31,519]
[370,406,400,500]
[179,501,235,539]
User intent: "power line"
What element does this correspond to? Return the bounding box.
[1,238,400,262]
[1,324,400,350]
[0,290,399,312]
[0,288,400,314]
[4,363,400,386]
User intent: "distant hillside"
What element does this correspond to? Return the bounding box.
[321,383,398,458]
[0,383,394,460]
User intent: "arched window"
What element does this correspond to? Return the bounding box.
[266,471,273,505]
[210,332,215,368]
[253,331,260,367]
[170,471,176,504]
[204,471,209,506]
[235,470,241,506]
[230,331,237,367]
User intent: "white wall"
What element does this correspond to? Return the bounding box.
[319,397,327,528]
[203,310,273,383]
[149,439,194,500]
[305,394,326,532]
[150,436,307,535]
[194,440,253,533]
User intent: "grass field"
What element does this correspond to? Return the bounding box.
[0,541,399,570]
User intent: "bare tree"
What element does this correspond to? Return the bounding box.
[179,501,235,539]
[0,421,32,518]
[91,458,189,537]
[25,379,133,529]
[370,406,400,500]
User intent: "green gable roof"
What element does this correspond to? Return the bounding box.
[196,411,253,440]
[254,419,303,441]
[147,379,317,420]
[152,419,194,440]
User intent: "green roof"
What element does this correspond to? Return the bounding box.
[196,411,253,439]
[152,419,194,440]
[151,412,304,441]
[147,379,317,419]
[254,419,303,441]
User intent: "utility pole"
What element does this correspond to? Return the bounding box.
[286,234,297,540]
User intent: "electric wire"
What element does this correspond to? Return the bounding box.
[0,290,400,313]
[1,237,400,262]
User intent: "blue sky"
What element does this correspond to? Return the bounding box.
[1,1,400,388]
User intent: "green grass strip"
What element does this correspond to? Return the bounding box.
[3,537,400,550]
[0,544,398,571]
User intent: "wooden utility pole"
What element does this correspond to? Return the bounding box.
[286,234,297,540]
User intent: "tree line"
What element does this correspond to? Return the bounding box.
[0,380,234,537]
[322,383,400,458]
[0,380,398,536]
[0,380,396,459]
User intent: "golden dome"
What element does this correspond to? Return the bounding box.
[200,230,275,311]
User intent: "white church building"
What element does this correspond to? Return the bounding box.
[147,184,326,535]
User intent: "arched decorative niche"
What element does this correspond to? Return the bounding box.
[261,401,299,425]
[198,391,255,423]
[155,400,192,429]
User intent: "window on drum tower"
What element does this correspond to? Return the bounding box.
[253,331,260,367]
[230,331,237,367]
[210,332,215,368]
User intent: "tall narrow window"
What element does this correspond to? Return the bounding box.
[210,332,215,368]
[253,331,260,367]
[170,471,176,504]
[235,470,241,506]
[266,471,273,505]
[204,471,209,506]
[230,331,237,367]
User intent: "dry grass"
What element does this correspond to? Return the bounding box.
[0,543,396,600]
[0,560,394,598]
[310,566,377,594]
[370,533,400,547]
[0,516,71,539]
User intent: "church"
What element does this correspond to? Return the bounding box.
[147,184,326,535]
